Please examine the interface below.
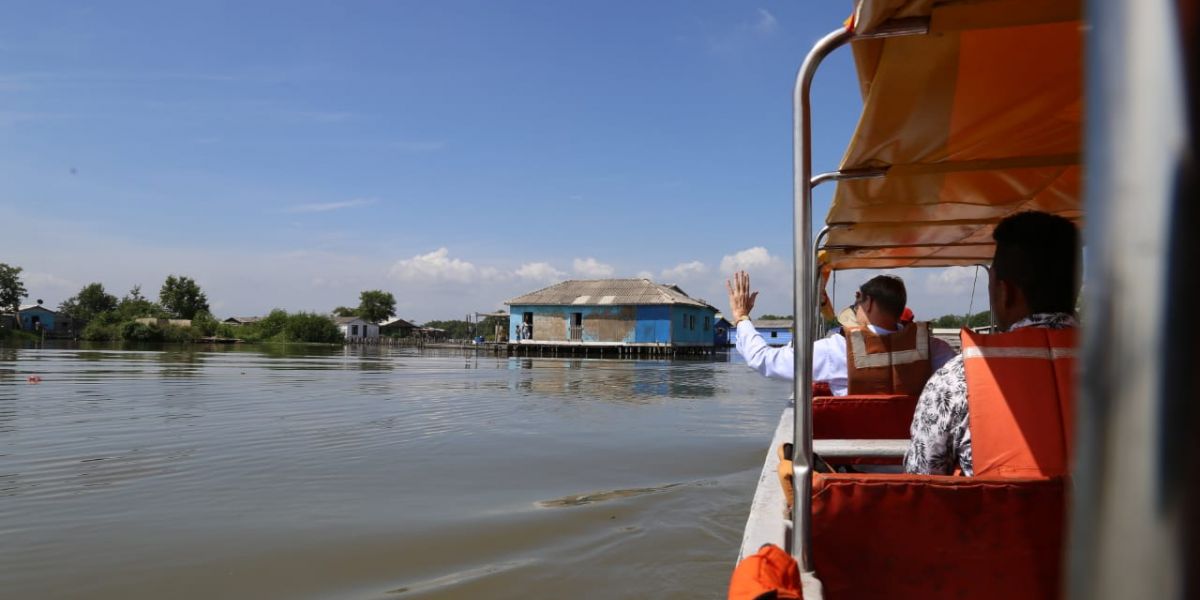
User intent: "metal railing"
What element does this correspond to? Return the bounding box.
[790,17,929,572]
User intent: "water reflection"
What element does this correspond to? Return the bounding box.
[510,357,717,402]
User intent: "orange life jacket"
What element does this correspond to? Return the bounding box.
[728,544,804,600]
[962,326,1078,477]
[844,322,933,396]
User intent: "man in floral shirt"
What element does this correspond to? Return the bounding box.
[905,212,1081,476]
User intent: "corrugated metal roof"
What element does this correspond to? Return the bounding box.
[506,279,714,308]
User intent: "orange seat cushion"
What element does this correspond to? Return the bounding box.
[811,473,1065,600]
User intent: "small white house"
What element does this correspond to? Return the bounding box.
[335,316,379,340]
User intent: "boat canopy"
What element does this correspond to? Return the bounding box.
[820,0,1084,272]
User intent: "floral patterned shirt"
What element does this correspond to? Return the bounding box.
[903,313,1078,476]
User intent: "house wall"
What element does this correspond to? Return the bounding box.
[632,306,670,344]
[507,304,716,346]
[670,306,717,346]
[713,318,733,346]
[19,308,58,332]
[338,322,379,339]
[759,327,793,347]
[510,305,639,343]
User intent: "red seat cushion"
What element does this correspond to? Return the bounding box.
[813,394,916,439]
[811,473,1065,600]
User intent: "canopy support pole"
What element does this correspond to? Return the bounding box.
[791,16,929,572]
[791,25,852,571]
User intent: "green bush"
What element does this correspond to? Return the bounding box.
[82,319,122,341]
[191,311,219,337]
[285,312,341,343]
[221,309,339,344]
[121,321,163,342]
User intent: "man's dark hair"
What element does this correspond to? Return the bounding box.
[859,275,906,319]
[991,211,1081,314]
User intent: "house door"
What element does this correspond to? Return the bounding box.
[522,312,533,339]
[569,312,583,341]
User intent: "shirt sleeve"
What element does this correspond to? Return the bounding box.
[904,355,970,475]
[811,335,847,394]
[735,320,794,380]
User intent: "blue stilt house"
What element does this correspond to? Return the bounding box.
[507,279,718,348]
[727,319,794,347]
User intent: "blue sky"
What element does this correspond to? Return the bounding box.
[2,1,987,322]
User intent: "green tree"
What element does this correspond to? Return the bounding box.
[332,306,358,317]
[59,283,119,321]
[0,263,27,328]
[758,314,794,320]
[285,312,341,343]
[932,311,991,329]
[159,275,210,319]
[356,290,396,323]
[192,311,219,336]
[117,285,165,320]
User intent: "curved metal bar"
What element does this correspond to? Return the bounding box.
[791,25,853,570]
[810,167,889,188]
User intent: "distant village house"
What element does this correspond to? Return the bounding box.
[335,316,379,340]
[222,316,261,326]
[506,279,718,348]
[379,317,416,337]
[18,302,75,337]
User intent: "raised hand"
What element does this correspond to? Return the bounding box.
[725,270,759,322]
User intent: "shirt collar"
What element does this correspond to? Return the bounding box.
[1009,312,1078,331]
[867,323,898,335]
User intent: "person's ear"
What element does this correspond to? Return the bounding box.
[998,279,1017,311]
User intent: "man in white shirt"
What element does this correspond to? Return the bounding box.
[725,271,955,396]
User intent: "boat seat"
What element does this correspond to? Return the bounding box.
[811,473,1065,600]
[813,394,916,440]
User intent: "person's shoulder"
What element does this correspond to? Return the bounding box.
[926,354,965,388]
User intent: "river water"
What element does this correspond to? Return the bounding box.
[0,344,789,599]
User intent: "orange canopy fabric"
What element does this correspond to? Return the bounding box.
[821,0,1084,271]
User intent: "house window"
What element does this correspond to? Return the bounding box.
[690,315,696,330]
[352,324,359,336]
[770,331,778,338]
[704,316,711,331]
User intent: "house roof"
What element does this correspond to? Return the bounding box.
[19,304,56,314]
[753,319,794,330]
[223,316,261,324]
[380,317,415,328]
[506,279,715,309]
[334,316,368,325]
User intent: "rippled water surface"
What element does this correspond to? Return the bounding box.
[0,343,789,599]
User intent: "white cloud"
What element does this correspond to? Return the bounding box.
[635,270,655,281]
[573,257,615,278]
[389,247,479,283]
[719,246,782,273]
[286,198,376,213]
[661,260,708,281]
[754,8,778,35]
[515,262,565,282]
[925,266,984,296]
